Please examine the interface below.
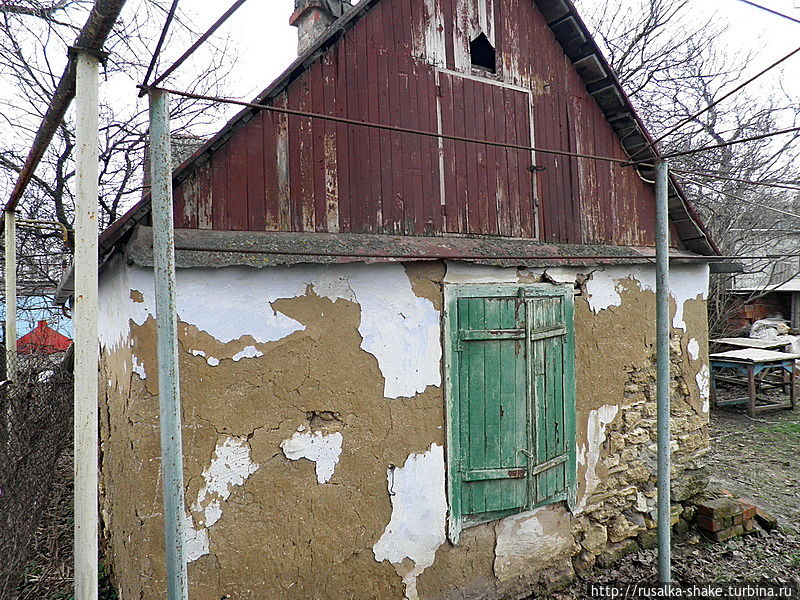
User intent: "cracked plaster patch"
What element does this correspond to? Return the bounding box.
[184,437,259,563]
[99,260,440,399]
[696,364,710,413]
[373,444,447,600]
[576,404,619,513]
[280,428,343,484]
[688,338,700,361]
[584,264,709,330]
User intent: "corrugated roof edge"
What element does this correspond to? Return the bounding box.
[98,0,718,261]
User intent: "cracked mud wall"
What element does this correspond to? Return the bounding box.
[98,258,709,600]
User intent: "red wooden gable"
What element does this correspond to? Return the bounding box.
[90,0,711,257]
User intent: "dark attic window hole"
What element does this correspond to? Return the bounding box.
[470,33,496,73]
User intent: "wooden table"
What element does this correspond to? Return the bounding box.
[711,337,792,351]
[709,349,800,417]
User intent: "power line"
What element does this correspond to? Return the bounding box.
[148,0,250,90]
[140,0,180,92]
[670,167,800,193]
[676,173,800,220]
[140,85,634,166]
[734,0,800,24]
[628,41,800,161]
[632,123,800,164]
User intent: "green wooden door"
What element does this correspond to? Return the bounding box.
[445,284,576,542]
[456,294,529,520]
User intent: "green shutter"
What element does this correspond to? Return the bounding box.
[445,284,576,543]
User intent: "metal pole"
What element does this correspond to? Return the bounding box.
[149,88,189,599]
[655,159,671,584]
[4,211,16,381]
[73,50,99,600]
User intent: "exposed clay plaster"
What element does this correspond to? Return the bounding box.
[583,264,709,330]
[576,404,619,512]
[185,437,259,562]
[99,261,440,399]
[688,338,700,361]
[280,428,344,484]
[696,365,710,413]
[494,504,575,583]
[373,444,447,600]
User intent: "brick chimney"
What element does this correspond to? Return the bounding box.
[290,0,351,54]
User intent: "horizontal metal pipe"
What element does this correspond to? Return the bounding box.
[140,85,633,166]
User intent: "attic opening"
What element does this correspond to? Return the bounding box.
[470,33,496,73]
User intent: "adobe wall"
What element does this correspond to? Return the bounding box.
[97,257,710,599]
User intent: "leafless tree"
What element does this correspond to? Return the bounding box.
[0,0,234,302]
[577,0,800,335]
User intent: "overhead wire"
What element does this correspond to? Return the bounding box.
[733,0,800,25]
[140,0,180,91]
[676,173,800,220]
[147,0,250,90]
[669,167,800,193]
[627,41,800,161]
[631,123,800,164]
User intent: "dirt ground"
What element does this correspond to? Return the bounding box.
[550,387,800,599]
[707,390,800,531]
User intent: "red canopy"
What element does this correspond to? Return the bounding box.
[16,320,72,355]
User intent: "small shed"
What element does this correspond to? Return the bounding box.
[65,0,718,598]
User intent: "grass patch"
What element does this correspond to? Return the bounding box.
[755,421,800,436]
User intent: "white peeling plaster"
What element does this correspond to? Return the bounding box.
[584,264,709,331]
[131,355,146,379]
[232,345,264,362]
[543,267,580,284]
[347,264,441,398]
[443,261,520,284]
[280,428,343,484]
[191,349,221,367]
[373,444,447,600]
[184,515,210,563]
[688,338,700,361]
[99,261,440,399]
[98,256,151,351]
[576,404,619,513]
[184,437,259,563]
[697,364,710,413]
[494,504,574,583]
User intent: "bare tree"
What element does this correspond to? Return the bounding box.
[577,0,800,335]
[0,0,235,298]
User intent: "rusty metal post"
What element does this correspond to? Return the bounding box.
[149,88,189,599]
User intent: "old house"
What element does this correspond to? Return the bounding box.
[74,0,717,598]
